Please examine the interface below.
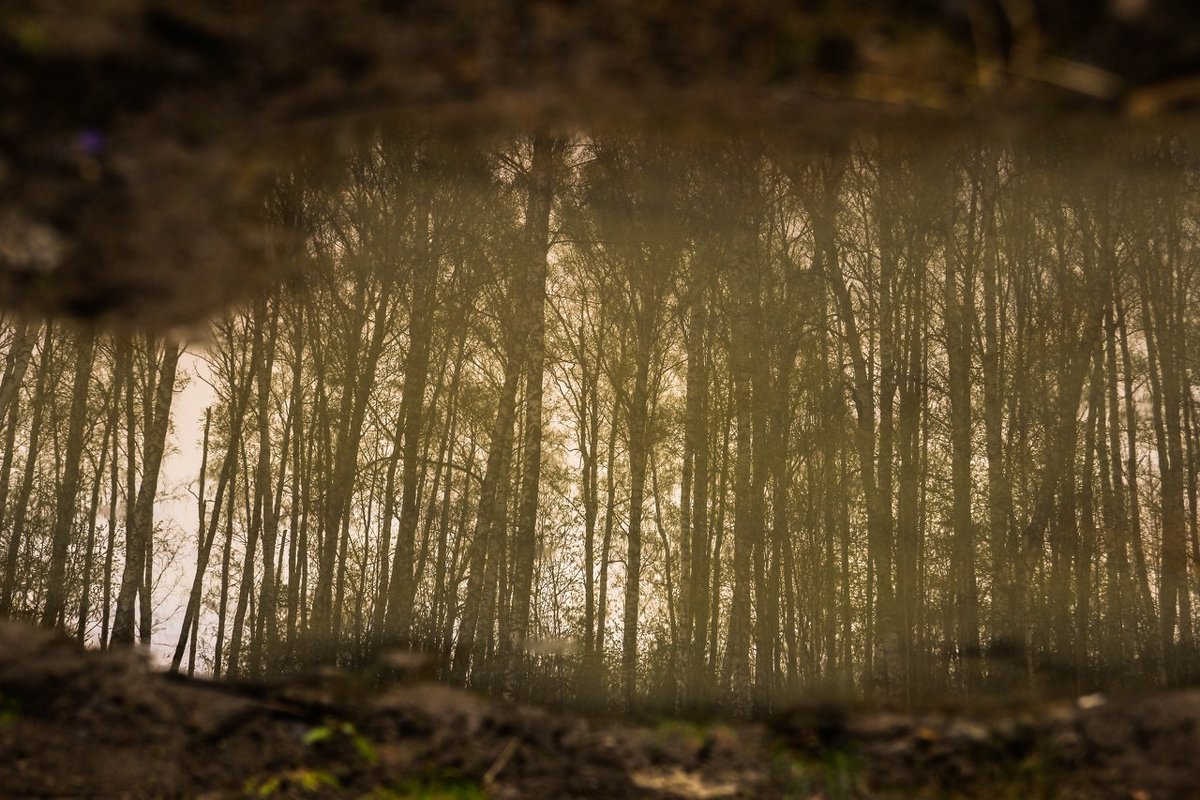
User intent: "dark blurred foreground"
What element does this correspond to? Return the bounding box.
[2,621,1199,798]
[5,0,1200,324]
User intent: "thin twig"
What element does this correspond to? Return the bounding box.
[482,737,520,788]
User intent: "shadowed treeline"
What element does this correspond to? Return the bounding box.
[1,129,1199,714]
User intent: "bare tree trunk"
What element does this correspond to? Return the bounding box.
[77,389,114,641]
[171,326,258,670]
[978,157,1018,679]
[111,342,180,646]
[429,338,467,652]
[311,281,363,634]
[723,282,755,712]
[0,319,34,424]
[508,132,557,688]
[189,408,211,674]
[896,260,924,700]
[387,173,437,641]
[250,298,281,676]
[1139,236,1192,683]
[1116,298,1157,665]
[685,278,711,703]
[40,333,96,629]
[0,369,20,576]
[944,207,980,690]
[213,457,237,679]
[0,320,32,595]
[285,304,305,660]
[453,352,522,682]
[100,339,124,648]
[621,317,654,712]
[710,387,733,681]
[590,391,620,707]
[0,324,52,615]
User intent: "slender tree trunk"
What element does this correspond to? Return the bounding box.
[429,338,467,651]
[77,393,113,641]
[100,339,124,648]
[0,319,34,424]
[453,352,522,682]
[213,455,237,679]
[508,132,557,690]
[0,324,52,615]
[189,408,211,674]
[284,309,305,660]
[944,211,980,690]
[40,333,96,628]
[1117,298,1157,664]
[171,331,258,671]
[111,342,180,646]
[591,391,620,706]
[250,298,281,676]
[687,287,711,703]
[621,316,654,712]
[387,175,438,640]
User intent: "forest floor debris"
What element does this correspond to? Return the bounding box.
[2,623,1199,798]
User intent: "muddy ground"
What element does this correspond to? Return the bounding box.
[1,622,1198,799]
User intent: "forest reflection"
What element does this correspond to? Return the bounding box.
[2,129,1198,713]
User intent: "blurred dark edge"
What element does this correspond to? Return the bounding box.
[3,0,1200,325]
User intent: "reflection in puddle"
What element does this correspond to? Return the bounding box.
[1,128,1198,711]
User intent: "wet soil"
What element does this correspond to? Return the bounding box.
[2,622,1198,798]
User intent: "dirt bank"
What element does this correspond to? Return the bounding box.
[2,622,1199,798]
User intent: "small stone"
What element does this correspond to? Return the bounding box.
[944,720,991,746]
[848,712,911,740]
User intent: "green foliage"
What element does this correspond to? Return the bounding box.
[768,743,1065,799]
[768,750,815,799]
[360,774,486,800]
[653,719,709,745]
[6,19,48,54]
[304,719,379,766]
[0,694,21,725]
[244,768,340,796]
[769,746,862,800]
[818,746,862,800]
